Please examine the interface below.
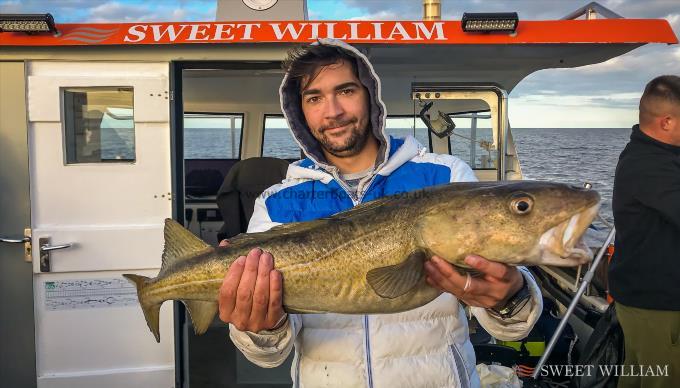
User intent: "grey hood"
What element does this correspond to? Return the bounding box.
[279,38,390,172]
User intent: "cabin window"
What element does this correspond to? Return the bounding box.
[448,109,497,170]
[63,87,135,164]
[184,113,243,159]
[183,113,243,198]
[384,116,430,150]
[262,115,301,161]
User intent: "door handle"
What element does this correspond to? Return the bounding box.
[39,237,74,272]
[0,237,30,243]
[41,243,72,252]
[0,229,33,262]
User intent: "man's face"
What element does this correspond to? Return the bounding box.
[300,59,371,157]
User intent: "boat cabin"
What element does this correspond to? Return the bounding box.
[0,1,676,387]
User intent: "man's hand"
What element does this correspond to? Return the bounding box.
[218,247,287,333]
[424,254,524,309]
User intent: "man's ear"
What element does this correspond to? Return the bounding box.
[660,115,675,131]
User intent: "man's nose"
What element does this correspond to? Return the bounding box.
[323,95,345,119]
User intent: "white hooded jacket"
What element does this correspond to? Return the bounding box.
[229,39,542,387]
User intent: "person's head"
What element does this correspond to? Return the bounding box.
[639,75,680,146]
[282,44,373,158]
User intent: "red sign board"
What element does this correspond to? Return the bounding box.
[0,20,677,46]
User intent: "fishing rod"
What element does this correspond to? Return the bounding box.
[532,226,617,380]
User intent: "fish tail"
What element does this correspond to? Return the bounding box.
[123,274,162,343]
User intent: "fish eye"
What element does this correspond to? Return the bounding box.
[510,196,533,215]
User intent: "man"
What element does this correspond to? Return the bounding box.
[218,39,542,387]
[609,75,680,388]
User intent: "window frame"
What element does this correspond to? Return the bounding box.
[183,111,245,160]
[61,86,136,165]
[384,114,435,152]
[260,113,302,162]
[446,108,497,171]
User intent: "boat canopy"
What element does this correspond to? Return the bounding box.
[0,18,676,94]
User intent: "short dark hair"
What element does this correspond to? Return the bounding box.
[640,75,680,123]
[282,44,360,92]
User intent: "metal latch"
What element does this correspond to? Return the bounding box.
[0,228,33,262]
[39,237,73,272]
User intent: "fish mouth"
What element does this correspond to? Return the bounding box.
[538,203,601,266]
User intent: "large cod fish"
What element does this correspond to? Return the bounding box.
[124,181,600,342]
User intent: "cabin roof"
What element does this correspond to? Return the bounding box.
[0,19,676,93]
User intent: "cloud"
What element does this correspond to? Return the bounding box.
[88,2,152,22]
[308,9,322,19]
[514,92,640,108]
[0,0,215,23]
[85,1,214,23]
[321,0,680,24]
[0,0,21,12]
[341,0,419,19]
[509,95,638,128]
[349,10,399,21]
[511,42,680,102]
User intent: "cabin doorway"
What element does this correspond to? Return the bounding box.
[0,61,37,388]
[172,61,295,388]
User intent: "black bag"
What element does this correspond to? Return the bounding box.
[571,304,624,388]
[532,298,578,366]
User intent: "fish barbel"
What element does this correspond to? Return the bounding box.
[124,181,600,342]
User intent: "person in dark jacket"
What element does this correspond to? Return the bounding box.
[609,75,680,388]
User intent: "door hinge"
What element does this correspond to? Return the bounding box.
[24,228,32,262]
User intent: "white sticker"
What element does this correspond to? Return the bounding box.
[44,278,138,310]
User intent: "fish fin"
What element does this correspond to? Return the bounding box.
[122,274,162,343]
[223,219,329,245]
[227,232,247,241]
[331,196,401,220]
[283,305,325,314]
[264,218,328,234]
[182,300,218,335]
[366,250,428,299]
[161,218,212,274]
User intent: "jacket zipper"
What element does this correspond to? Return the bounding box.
[329,167,377,387]
[331,168,380,205]
[363,315,374,388]
[356,173,380,204]
[450,344,470,388]
[329,169,359,204]
[294,352,301,388]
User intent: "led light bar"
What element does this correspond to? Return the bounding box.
[462,12,519,33]
[0,13,57,34]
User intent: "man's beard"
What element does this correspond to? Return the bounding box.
[316,118,370,157]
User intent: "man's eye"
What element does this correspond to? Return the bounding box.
[339,88,354,95]
[306,96,320,103]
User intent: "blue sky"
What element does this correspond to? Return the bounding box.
[2,0,679,128]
